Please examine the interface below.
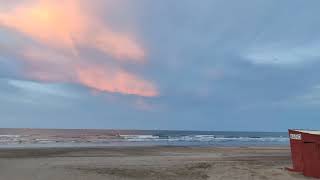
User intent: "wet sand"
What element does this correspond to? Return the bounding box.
[0,146,309,180]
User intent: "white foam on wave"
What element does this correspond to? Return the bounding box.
[0,135,21,138]
[0,134,26,144]
[118,134,289,143]
[0,133,289,146]
[120,135,160,141]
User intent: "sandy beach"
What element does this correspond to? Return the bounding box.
[0,146,309,180]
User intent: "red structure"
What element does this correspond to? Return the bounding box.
[288,129,320,178]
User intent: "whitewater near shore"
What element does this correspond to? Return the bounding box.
[0,146,308,180]
[0,128,288,147]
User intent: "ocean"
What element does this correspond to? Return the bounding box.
[0,128,289,148]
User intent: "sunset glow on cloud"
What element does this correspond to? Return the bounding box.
[75,65,158,97]
[19,44,157,97]
[0,0,155,97]
[0,0,85,48]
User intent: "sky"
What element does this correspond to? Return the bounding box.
[0,0,320,131]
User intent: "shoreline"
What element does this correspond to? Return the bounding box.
[0,143,290,149]
[0,146,308,180]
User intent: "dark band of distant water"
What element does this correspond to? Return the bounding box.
[0,128,289,148]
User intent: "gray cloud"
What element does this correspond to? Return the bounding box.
[1,0,320,130]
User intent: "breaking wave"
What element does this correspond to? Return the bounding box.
[0,129,289,147]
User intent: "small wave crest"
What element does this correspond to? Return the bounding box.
[0,130,289,147]
[118,134,288,143]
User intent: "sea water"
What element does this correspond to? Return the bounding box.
[0,128,289,148]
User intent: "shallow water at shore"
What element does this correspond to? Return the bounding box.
[0,128,289,148]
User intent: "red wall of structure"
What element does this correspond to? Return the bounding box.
[302,142,320,178]
[289,130,320,178]
[289,130,304,172]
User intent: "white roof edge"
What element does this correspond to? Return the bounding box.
[294,130,320,135]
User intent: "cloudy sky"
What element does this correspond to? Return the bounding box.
[0,0,320,131]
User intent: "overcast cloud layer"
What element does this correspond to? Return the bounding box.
[1,0,320,131]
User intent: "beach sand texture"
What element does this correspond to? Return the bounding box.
[0,147,310,180]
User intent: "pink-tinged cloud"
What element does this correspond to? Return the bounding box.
[93,30,145,62]
[0,0,157,97]
[75,65,158,97]
[0,0,145,62]
[21,48,158,97]
[0,1,85,49]
[22,48,74,83]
